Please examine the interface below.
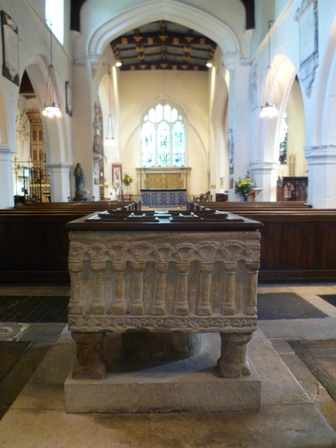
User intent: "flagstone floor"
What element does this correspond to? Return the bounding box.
[0,283,335,448]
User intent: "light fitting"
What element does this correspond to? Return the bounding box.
[260,20,278,118]
[42,21,61,118]
[260,102,278,118]
[116,60,122,67]
[206,61,213,68]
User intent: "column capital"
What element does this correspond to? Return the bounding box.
[250,161,279,174]
[84,52,105,78]
[45,161,73,171]
[221,51,239,70]
[304,144,336,163]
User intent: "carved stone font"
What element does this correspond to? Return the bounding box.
[68,229,260,379]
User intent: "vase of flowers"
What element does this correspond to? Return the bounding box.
[122,174,133,194]
[234,175,254,200]
[123,173,133,186]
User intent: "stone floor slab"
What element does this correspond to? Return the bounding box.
[0,404,335,448]
[258,318,336,340]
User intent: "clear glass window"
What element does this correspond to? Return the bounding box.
[46,0,64,44]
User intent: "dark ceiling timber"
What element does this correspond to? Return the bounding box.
[111,21,217,71]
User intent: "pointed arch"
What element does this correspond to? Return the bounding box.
[256,54,297,165]
[23,55,68,162]
[87,0,240,61]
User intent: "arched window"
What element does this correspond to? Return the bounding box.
[141,104,185,167]
[45,0,64,44]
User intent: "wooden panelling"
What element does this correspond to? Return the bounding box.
[0,202,335,284]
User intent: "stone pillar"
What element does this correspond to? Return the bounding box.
[68,262,84,315]
[90,261,106,314]
[46,162,73,202]
[245,261,259,315]
[71,332,106,380]
[198,262,214,315]
[304,144,336,207]
[130,261,146,315]
[221,54,252,201]
[72,60,101,202]
[111,261,126,314]
[250,161,279,201]
[223,261,237,315]
[174,263,190,315]
[0,145,14,208]
[217,333,252,378]
[152,262,169,315]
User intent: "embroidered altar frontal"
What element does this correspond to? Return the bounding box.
[140,189,187,207]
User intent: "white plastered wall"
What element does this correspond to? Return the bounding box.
[118,70,210,196]
[0,0,74,204]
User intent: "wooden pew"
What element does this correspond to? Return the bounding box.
[188,201,311,212]
[14,200,140,212]
[0,202,140,285]
[187,203,336,282]
[0,202,335,284]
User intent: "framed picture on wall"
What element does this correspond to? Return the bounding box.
[1,11,19,86]
[112,164,122,188]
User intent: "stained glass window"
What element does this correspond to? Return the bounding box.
[141,104,185,167]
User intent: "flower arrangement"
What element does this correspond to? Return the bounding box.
[123,173,133,186]
[235,175,254,196]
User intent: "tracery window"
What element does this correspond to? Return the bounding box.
[141,104,185,167]
[45,0,64,44]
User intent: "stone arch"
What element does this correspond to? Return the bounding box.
[256,54,297,164]
[87,1,241,62]
[19,56,71,202]
[252,54,297,200]
[23,55,67,162]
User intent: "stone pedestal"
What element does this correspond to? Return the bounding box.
[65,333,261,413]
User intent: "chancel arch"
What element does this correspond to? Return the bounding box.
[86,1,242,64]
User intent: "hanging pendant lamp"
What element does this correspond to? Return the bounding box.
[260,21,278,118]
[42,21,61,118]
